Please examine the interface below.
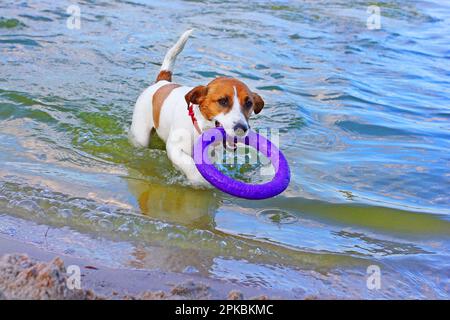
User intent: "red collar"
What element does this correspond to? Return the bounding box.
[188,105,236,150]
[188,103,202,134]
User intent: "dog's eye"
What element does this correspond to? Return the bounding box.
[245,99,253,108]
[218,97,229,107]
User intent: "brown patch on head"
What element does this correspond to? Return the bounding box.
[184,85,208,107]
[156,70,172,82]
[152,83,180,128]
[184,77,265,121]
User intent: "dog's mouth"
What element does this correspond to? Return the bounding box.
[214,121,238,150]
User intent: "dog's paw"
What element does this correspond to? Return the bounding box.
[188,174,212,189]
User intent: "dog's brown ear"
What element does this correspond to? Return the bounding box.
[185,86,208,106]
[252,92,264,114]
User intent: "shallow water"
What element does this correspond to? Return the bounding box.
[0,0,449,298]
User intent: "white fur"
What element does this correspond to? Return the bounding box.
[160,29,193,72]
[129,80,169,147]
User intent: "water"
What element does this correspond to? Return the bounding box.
[1,0,449,298]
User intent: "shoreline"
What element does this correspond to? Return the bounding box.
[0,234,302,300]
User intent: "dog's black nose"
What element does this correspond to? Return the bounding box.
[233,123,249,135]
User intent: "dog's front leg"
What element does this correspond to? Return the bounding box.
[166,129,209,186]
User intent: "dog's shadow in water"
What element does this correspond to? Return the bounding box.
[126,168,220,230]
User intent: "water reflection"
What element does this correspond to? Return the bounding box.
[126,168,219,228]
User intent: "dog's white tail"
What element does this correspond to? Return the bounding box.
[156,29,193,82]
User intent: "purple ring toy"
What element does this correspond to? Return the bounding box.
[193,127,290,200]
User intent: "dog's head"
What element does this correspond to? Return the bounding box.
[185,77,264,137]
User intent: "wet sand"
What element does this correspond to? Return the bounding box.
[0,235,300,300]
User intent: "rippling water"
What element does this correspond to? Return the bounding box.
[0,0,449,298]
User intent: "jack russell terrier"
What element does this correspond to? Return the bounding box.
[129,29,264,185]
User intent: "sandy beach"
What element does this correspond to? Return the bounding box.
[0,234,300,300]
